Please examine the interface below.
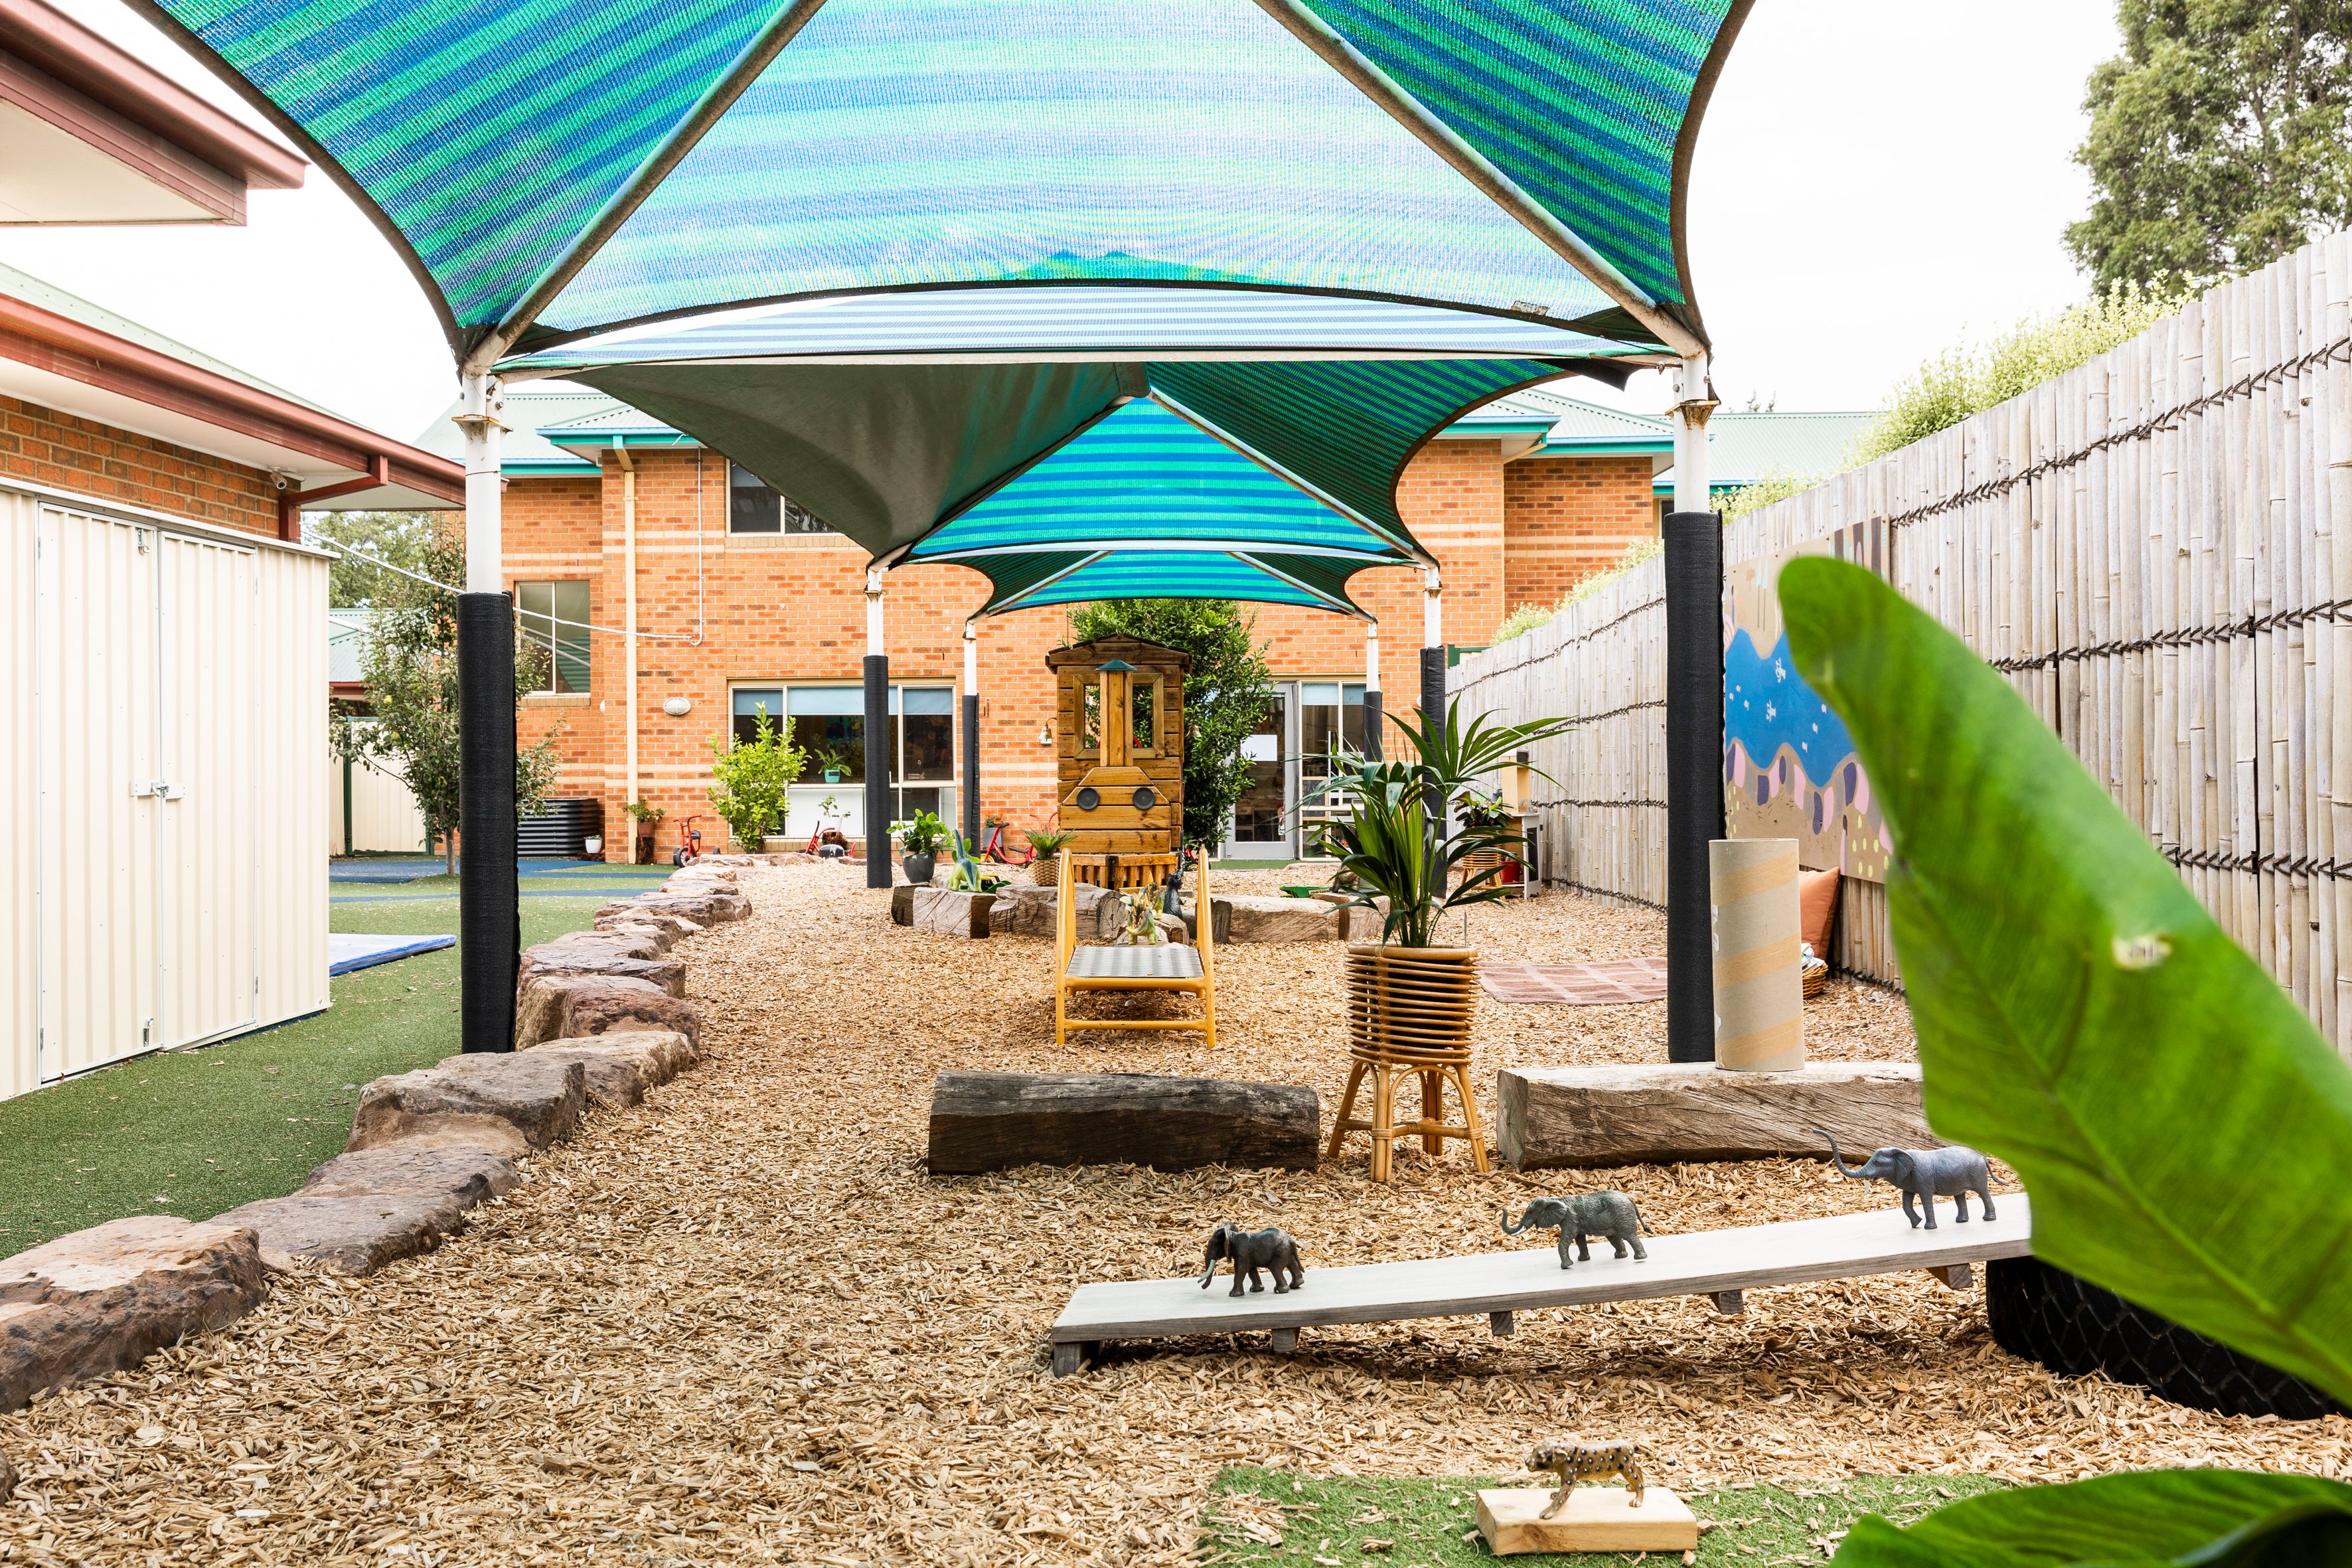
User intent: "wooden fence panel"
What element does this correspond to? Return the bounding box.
[1452,231,2352,1057]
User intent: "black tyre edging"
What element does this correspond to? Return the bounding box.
[1986,1256,2343,1421]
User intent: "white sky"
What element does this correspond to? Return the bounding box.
[0,0,2122,440]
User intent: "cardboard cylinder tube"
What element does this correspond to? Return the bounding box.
[1710,838,1806,1071]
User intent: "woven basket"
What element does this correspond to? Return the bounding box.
[1029,854,1060,886]
[1802,959,1830,999]
[1343,945,1478,1061]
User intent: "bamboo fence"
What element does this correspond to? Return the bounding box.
[1454,230,2352,1056]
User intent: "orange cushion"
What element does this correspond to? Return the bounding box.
[1800,867,1842,954]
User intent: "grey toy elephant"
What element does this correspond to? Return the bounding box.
[1200,1223,1305,1298]
[1812,1128,1996,1229]
[1502,1192,1652,1269]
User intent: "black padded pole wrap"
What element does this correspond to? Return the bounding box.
[1663,512,1726,1063]
[1418,645,1447,736]
[457,592,519,1054]
[1362,689,1383,761]
[961,692,982,844]
[865,654,892,888]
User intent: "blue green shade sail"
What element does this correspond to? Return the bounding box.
[563,354,1568,570]
[497,287,1658,372]
[137,0,1745,353]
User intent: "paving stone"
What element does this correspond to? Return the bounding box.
[348,1054,587,1153]
[0,1217,268,1411]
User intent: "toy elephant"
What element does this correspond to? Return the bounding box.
[1812,1127,1996,1229]
[1200,1223,1304,1298]
[1502,1191,1652,1269]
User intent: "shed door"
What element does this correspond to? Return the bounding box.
[157,530,258,1047]
[33,507,162,1080]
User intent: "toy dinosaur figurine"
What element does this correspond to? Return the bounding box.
[1527,1439,1654,1516]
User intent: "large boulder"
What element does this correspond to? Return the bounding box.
[208,1192,468,1275]
[911,886,994,938]
[593,917,682,953]
[516,1032,694,1107]
[0,1217,268,1411]
[515,938,686,998]
[301,1144,523,1204]
[1494,1061,1935,1170]
[514,974,702,1051]
[348,1054,587,1154]
[1214,896,1344,943]
[595,908,702,943]
[607,888,749,925]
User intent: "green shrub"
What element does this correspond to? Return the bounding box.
[707,705,804,850]
[897,809,949,856]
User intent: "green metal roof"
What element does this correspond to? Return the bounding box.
[137,0,1747,360]
[1652,408,1875,493]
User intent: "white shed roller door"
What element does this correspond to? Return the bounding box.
[33,507,260,1083]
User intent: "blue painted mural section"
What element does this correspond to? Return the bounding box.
[1724,628,1855,780]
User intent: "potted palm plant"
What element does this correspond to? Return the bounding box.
[1025,825,1073,885]
[1316,700,1572,1055]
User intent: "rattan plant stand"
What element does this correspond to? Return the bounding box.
[1327,945,1489,1182]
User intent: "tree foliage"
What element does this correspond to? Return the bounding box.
[305,510,439,608]
[2069,1,2352,294]
[335,516,562,872]
[707,704,805,850]
[1065,599,1275,849]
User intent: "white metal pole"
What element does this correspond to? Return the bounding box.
[866,566,886,656]
[1363,620,1383,760]
[1670,351,1715,514]
[961,620,981,843]
[616,438,638,848]
[1364,623,1381,690]
[457,373,505,591]
[863,566,890,888]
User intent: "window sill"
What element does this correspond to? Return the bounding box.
[523,692,593,707]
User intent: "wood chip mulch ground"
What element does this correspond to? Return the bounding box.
[3,864,2343,1565]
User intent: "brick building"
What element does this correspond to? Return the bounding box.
[420,379,1674,862]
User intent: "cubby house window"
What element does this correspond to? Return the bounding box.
[728,461,835,534]
[515,580,590,693]
[1077,674,1161,757]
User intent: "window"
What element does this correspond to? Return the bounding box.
[1300,682,1366,780]
[728,460,834,534]
[516,581,590,692]
[728,682,957,821]
[1077,674,1162,757]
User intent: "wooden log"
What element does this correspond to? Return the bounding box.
[910,887,992,938]
[1494,1061,1933,1170]
[926,1071,1320,1174]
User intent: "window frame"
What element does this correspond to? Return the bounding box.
[726,459,836,536]
[514,578,592,695]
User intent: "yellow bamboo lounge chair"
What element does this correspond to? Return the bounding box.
[1055,848,1215,1046]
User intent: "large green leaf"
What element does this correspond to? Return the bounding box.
[1835,1469,2352,1566]
[1776,557,2352,1405]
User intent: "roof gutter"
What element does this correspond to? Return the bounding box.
[0,0,305,190]
[0,289,463,512]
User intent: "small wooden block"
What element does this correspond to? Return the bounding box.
[1709,1289,1745,1315]
[1489,1310,1515,1337]
[1268,1326,1299,1354]
[1933,1262,1974,1291]
[1475,1487,1698,1555]
[1050,1342,1083,1377]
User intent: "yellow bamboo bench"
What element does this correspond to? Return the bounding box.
[1055,847,1215,1046]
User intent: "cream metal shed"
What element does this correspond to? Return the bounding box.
[3,477,329,1100]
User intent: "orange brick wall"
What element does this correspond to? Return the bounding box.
[0,393,277,534]
[502,439,1654,856]
[1502,455,1658,610]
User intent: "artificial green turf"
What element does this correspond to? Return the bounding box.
[0,885,621,1251]
[1202,1468,2010,1566]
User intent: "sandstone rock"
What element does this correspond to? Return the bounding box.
[516,947,687,998]
[595,919,680,953]
[349,1054,586,1153]
[1494,1061,1935,1170]
[525,1028,695,1087]
[1214,895,1343,943]
[0,1217,267,1411]
[0,1447,14,1501]
[338,1111,530,1160]
[514,974,701,1051]
[210,1192,467,1275]
[301,1144,522,1204]
[595,907,703,941]
[514,1040,658,1107]
[615,888,749,924]
[912,886,993,938]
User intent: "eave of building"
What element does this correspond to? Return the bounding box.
[0,278,461,510]
[0,0,303,225]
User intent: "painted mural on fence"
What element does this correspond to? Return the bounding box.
[1724,519,1891,883]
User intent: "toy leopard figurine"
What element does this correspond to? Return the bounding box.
[1527,1439,1652,1518]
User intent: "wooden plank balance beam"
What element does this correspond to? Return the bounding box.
[1048,1194,2032,1375]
